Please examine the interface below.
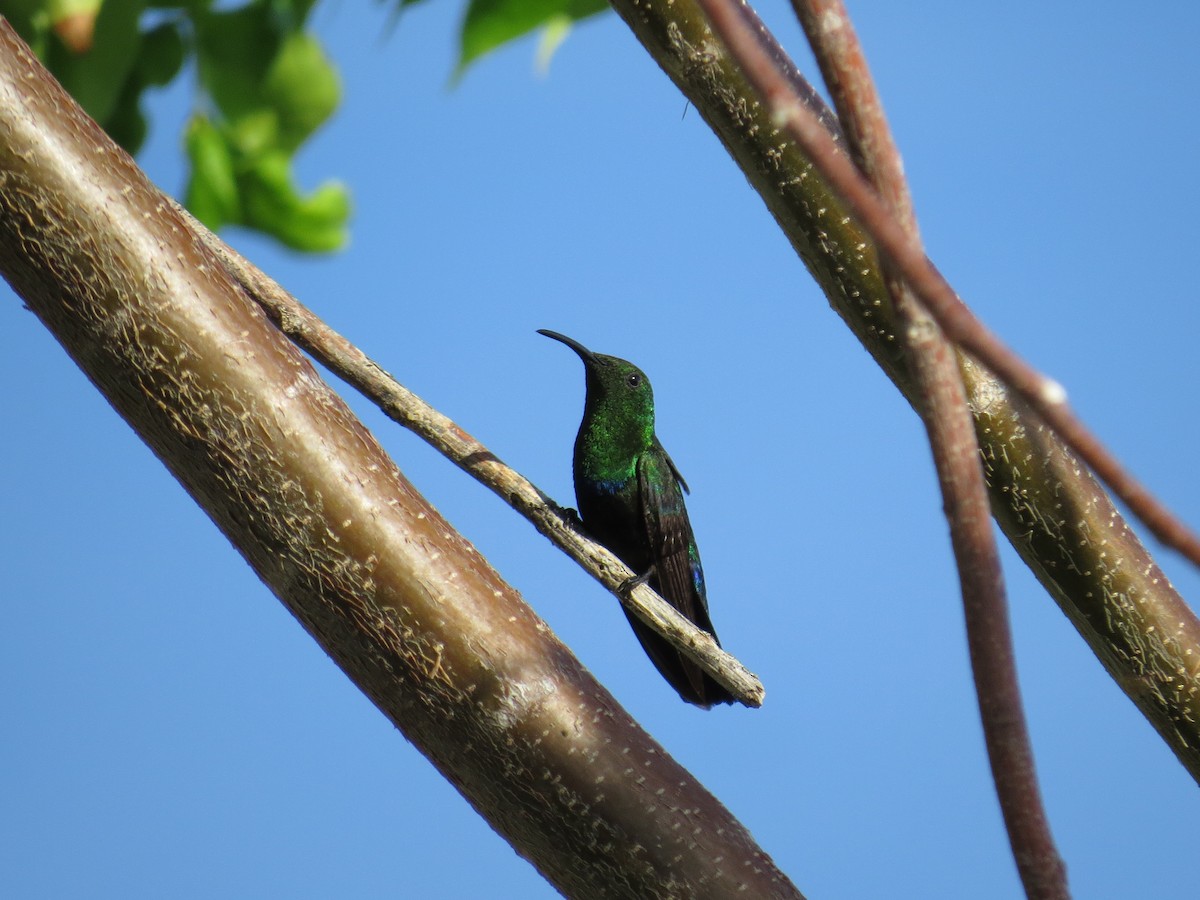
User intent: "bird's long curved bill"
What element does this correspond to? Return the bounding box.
[537,329,599,365]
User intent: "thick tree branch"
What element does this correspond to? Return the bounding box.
[789,1,1067,895]
[607,0,1200,780]
[0,21,795,898]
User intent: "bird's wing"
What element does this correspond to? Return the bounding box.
[637,445,716,637]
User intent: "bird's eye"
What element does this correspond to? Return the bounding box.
[626,373,642,388]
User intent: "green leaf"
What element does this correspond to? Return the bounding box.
[136,21,186,87]
[105,72,149,152]
[46,0,100,22]
[279,0,320,25]
[2,0,53,24]
[46,0,101,53]
[240,152,350,253]
[225,107,280,159]
[195,2,281,124]
[5,0,346,253]
[535,14,571,74]
[456,0,607,76]
[187,0,347,249]
[184,115,240,230]
[262,32,341,152]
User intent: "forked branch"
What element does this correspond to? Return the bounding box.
[604,0,1200,783]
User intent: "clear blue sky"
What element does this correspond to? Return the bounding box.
[4,2,1199,897]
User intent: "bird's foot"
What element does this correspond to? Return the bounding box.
[619,565,656,594]
[559,506,584,530]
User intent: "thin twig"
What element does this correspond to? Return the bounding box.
[693,0,1200,570]
[170,202,764,708]
[791,1,1068,896]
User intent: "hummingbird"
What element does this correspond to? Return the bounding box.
[538,329,735,708]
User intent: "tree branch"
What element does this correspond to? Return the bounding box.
[788,1,1067,895]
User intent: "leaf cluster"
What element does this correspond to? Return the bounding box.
[3,0,613,250]
[452,0,608,75]
[186,0,347,251]
[5,0,349,251]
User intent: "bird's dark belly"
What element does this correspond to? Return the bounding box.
[575,480,652,577]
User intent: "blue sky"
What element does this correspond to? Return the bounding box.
[4,2,1200,897]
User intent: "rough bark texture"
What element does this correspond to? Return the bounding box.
[608,0,1200,777]
[0,22,801,899]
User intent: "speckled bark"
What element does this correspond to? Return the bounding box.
[609,0,1200,777]
[0,22,801,899]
